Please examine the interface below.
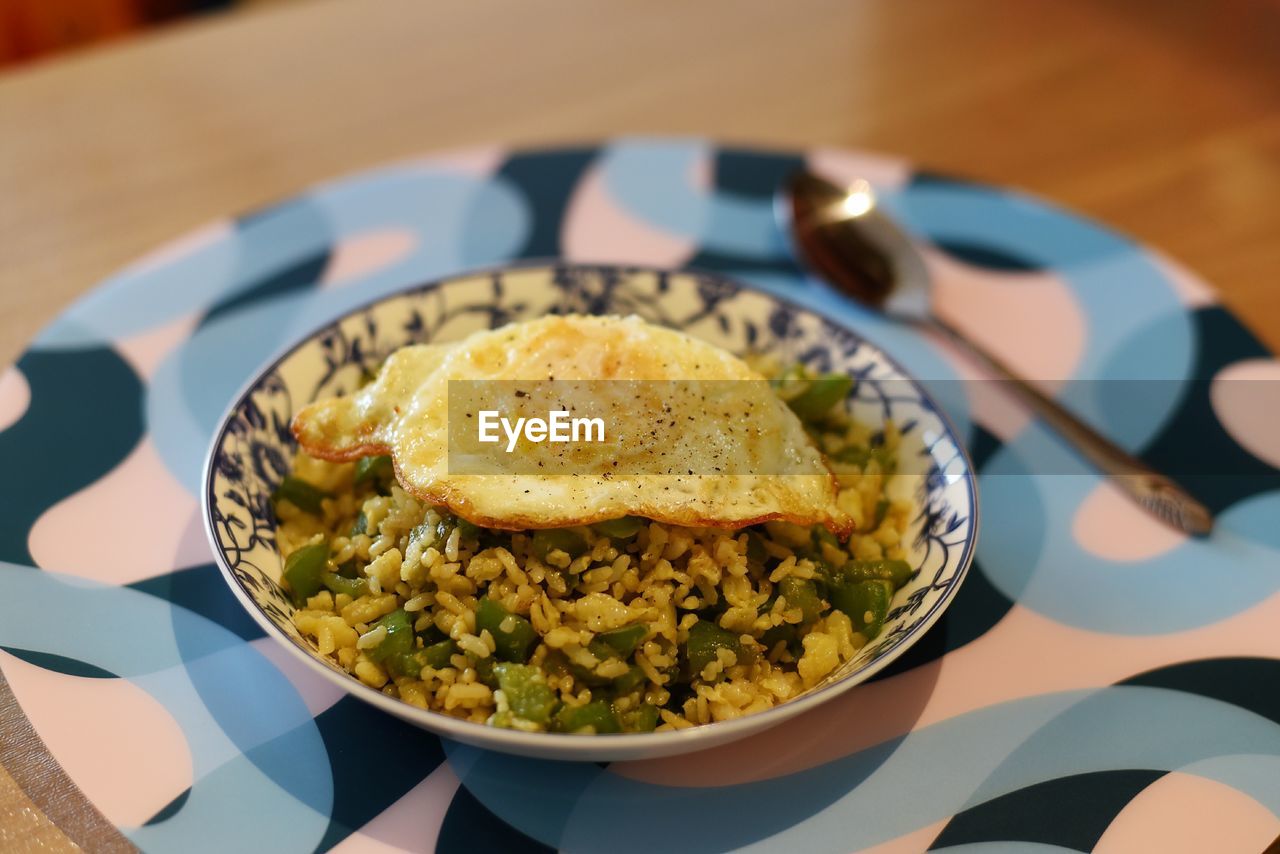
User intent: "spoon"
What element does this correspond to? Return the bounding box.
[778,170,1214,537]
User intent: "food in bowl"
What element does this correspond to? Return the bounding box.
[273,314,912,734]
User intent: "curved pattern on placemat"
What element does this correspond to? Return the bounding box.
[0,137,1277,852]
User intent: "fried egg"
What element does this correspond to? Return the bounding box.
[292,315,853,535]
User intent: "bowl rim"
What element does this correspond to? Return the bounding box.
[201,260,979,757]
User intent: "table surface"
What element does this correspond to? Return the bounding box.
[2,0,1279,849]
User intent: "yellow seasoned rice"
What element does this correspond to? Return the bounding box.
[276,366,912,734]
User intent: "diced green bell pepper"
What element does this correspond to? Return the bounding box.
[475,597,538,662]
[592,516,646,540]
[620,702,659,733]
[811,525,842,552]
[565,648,613,687]
[760,623,799,655]
[456,517,480,542]
[785,374,853,421]
[611,665,647,693]
[832,444,897,474]
[283,542,329,604]
[594,623,648,656]
[494,663,558,725]
[407,512,465,552]
[830,579,894,639]
[387,651,421,678]
[530,528,588,562]
[354,454,394,486]
[554,700,621,734]
[770,363,808,389]
[421,639,457,670]
[777,577,823,624]
[272,476,329,515]
[683,619,741,680]
[389,640,455,681]
[873,497,891,529]
[471,654,498,687]
[837,559,913,589]
[320,571,368,599]
[366,609,415,665]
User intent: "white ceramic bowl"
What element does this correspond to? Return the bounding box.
[203,264,977,761]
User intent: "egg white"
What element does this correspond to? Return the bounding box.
[292,315,853,534]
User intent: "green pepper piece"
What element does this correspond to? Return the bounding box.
[837,559,914,589]
[593,516,646,540]
[320,571,368,599]
[770,363,808,389]
[621,702,659,733]
[554,700,621,734]
[494,663,558,725]
[595,623,648,656]
[544,650,605,687]
[366,609,414,664]
[832,444,897,474]
[611,665,647,693]
[433,515,455,547]
[472,655,498,687]
[812,525,841,552]
[814,560,838,591]
[760,623,799,655]
[272,476,329,515]
[586,638,617,662]
[417,621,448,644]
[830,579,894,639]
[349,511,367,537]
[683,619,741,680]
[354,454,394,486]
[421,639,457,669]
[785,374,853,421]
[388,650,425,679]
[408,521,433,548]
[873,497,891,529]
[565,646,614,687]
[745,531,768,564]
[530,528,588,562]
[777,577,823,624]
[283,542,329,604]
[832,445,867,466]
[475,598,538,662]
[456,517,480,542]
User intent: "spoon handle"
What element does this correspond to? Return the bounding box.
[928,318,1214,537]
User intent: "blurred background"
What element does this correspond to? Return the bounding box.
[0,0,257,65]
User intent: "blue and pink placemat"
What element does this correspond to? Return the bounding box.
[1,138,1278,852]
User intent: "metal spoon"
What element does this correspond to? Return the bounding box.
[778,170,1214,537]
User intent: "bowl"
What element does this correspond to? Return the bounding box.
[203,263,977,761]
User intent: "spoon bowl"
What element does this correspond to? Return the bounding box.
[777,171,931,321]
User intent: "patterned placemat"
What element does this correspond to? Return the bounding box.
[1,139,1277,853]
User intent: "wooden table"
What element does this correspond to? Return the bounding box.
[3,0,1280,367]
[2,0,1279,848]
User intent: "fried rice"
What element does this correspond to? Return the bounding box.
[275,365,912,734]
